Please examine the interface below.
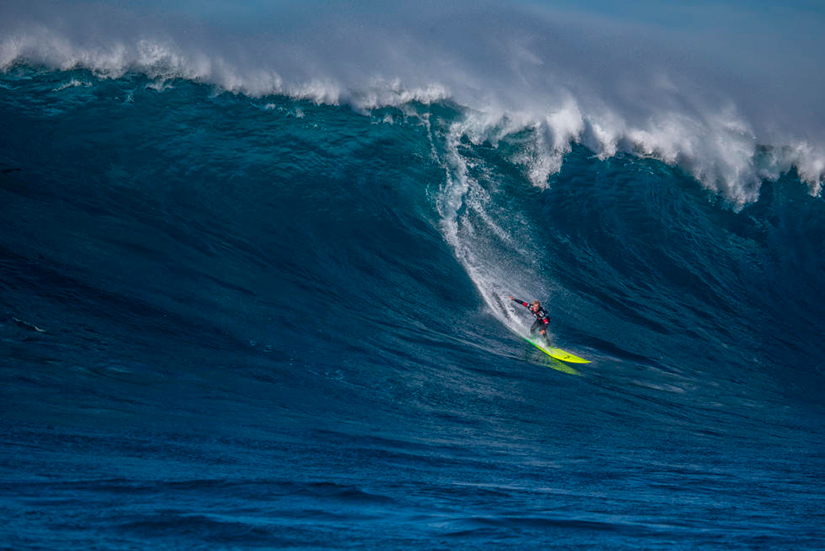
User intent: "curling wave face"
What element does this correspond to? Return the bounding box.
[1,66,822,412]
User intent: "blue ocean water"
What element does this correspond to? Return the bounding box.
[1,16,825,549]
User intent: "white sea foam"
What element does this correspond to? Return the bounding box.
[436,121,551,334]
[52,78,92,92]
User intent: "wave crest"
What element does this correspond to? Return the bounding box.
[2,2,824,206]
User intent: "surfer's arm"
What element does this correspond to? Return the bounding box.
[508,296,529,308]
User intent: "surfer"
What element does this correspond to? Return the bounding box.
[509,296,551,345]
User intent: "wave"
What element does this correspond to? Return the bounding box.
[3,67,823,386]
[3,48,825,550]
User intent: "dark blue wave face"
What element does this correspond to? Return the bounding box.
[1,69,824,550]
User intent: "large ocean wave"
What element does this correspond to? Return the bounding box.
[2,3,824,549]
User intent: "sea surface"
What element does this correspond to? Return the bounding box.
[2,2,825,549]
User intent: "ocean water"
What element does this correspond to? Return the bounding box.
[2,3,825,550]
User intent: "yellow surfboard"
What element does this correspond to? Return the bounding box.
[523,337,590,364]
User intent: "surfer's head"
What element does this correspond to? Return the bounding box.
[532,300,541,307]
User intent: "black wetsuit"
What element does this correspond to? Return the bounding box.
[511,297,551,343]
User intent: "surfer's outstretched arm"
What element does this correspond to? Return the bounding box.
[508,296,530,308]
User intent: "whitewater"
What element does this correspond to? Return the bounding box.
[1,1,824,549]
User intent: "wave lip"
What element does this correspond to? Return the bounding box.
[3,2,825,204]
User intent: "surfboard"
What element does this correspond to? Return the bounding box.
[523,336,590,364]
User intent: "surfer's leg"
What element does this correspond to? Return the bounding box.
[539,324,551,346]
[530,319,541,337]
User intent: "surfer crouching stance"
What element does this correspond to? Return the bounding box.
[509,296,551,345]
